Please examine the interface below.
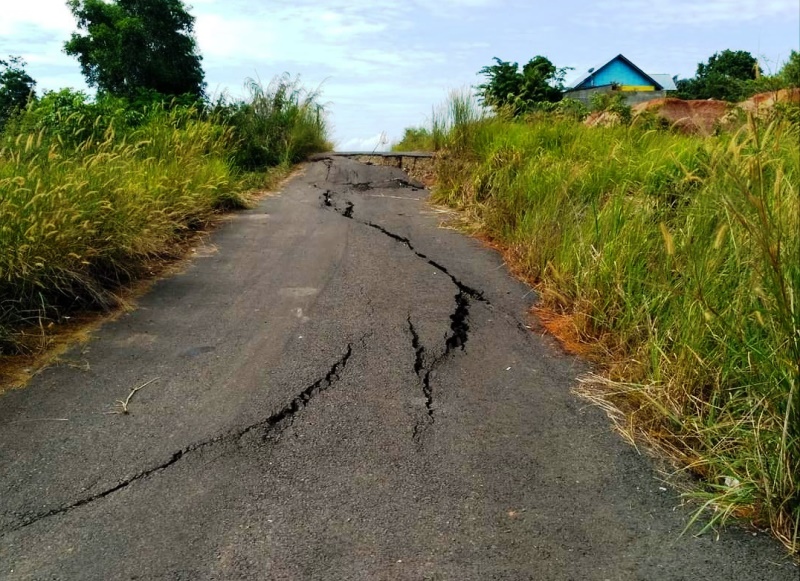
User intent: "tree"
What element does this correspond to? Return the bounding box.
[477,58,523,110]
[779,50,800,88]
[676,49,758,101]
[477,56,568,115]
[698,49,758,81]
[0,56,37,130]
[519,56,565,104]
[64,0,206,100]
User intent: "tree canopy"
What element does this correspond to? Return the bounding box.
[0,56,37,129]
[64,0,206,100]
[676,49,759,101]
[477,56,568,115]
[779,50,800,88]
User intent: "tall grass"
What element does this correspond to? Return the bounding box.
[0,77,331,354]
[0,104,243,352]
[426,97,799,553]
[215,74,331,170]
[393,88,484,152]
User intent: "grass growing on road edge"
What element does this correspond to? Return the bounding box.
[214,74,332,171]
[0,77,331,356]
[411,97,800,554]
[0,104,242,354]
[392,89,484,153]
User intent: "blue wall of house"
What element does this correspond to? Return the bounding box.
[576,59,654,88]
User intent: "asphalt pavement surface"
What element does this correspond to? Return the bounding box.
[0,157,795,580]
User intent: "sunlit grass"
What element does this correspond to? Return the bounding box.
[0,106,244,351]
[423,94,799,554]
[215,74,332,170]
[0,77,332,354]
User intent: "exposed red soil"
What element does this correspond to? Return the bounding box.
[466,231,601,360]
[739,87,800,113]
[532,307,598,358]
[632,98,732,135]
[625,89,800,135]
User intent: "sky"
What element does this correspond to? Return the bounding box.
[2,0,799,150]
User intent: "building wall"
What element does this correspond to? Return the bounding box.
[576,59,653,89]
[564,86,667,106]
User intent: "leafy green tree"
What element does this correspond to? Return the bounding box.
[64,0,206,100]
[0,56,37,130]
[477,58,523,110]
[519,56,565,104]
[779,50,800,87]
[676,49,759,101]
[477,56,568,115]
[698,50,758,81]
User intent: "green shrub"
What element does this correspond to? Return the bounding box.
[392,127,434,151]
[589,91,632,123]
[214,74,330,170]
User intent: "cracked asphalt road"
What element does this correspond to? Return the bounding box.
[0,157,795,580]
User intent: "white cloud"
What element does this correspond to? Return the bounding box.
[336,132,392,152]
[0,1,75,36]
[0,2,81,90]
[194,3,446,84]
[590,0,799,28]
[195,14,277,62]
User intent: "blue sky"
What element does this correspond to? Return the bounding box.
[2,0,799,150]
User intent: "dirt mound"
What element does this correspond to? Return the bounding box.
[626,90,800,134]
[739,87,800,114]
[632,98,732,135]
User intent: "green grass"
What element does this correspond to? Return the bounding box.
[215,74,332,170]
[420,97,799,554]
[0,106,242,351]
[392,88,483,152]
[0,78,331,354]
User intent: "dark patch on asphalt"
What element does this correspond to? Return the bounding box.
[181,346,216,358]
[342,200,354,219]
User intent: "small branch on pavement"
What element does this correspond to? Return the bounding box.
[107,377,159,415]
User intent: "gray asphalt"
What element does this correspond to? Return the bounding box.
[0,157,795,580]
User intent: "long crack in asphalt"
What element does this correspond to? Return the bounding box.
[322,182,538,360]
[408,292,470,441]
[2,338,365,536]
[321,188,489,305]
[322,186,484,441]
[5,177,493,535]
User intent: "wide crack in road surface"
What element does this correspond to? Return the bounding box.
[0,157,794,580]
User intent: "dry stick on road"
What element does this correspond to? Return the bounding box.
[107,378,160,415]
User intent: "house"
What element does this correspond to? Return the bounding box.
[564,54,677,106]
